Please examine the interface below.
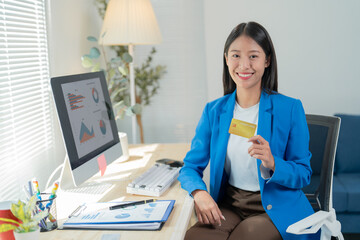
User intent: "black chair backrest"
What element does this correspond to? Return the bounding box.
[302,114,340,212]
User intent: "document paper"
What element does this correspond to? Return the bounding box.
[63,200,174,226]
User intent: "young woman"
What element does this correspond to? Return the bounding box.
[178,22,318,240]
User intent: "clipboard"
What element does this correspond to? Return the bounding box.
[59,200,175,231]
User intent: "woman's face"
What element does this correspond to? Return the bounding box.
[225,35,269,92]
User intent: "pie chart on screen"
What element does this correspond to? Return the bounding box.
[99,120,106,135]
[92,88,99,103]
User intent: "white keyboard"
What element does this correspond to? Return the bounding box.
[62,182,113,195]
[127,163,181,197]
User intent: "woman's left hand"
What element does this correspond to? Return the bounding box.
[248,135,275,171]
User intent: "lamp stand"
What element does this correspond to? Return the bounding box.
[129,44,136,144]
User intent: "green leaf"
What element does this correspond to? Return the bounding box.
[113,100,125,109]
[118,66,128,76]
[122,52,133,63]
[22,220,38,229]
[0,217,20,225]
[115,107,126,120]
[110,87,127,101]
[132,104,142,115]
[120,77,128,83]
[118,109,126,119]
[11,201,25,221]
[108,68,116,80]
[125,107,134,116]
[91,63,101,72]
[124,95,131,106]
[18,204,25,221]
[111,57,122,63]
[0,224,17,233]
[87,36,98,42]
[32,210,48,223]
[81,56,93,68]
[89,47,101,59]
[25,195,36,218]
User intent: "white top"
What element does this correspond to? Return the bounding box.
[224,101,260,192]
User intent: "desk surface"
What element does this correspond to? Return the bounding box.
[40,143,194,240]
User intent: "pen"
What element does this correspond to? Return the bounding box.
[46,181,59,209]
[28,180,34,196]
[109,199,157,210]
[32,178,41,195]
[44,181,59,223]
[32,178,44,210]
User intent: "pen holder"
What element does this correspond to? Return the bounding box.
[36,193,57,232]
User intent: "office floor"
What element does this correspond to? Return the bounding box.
[344,234,360,240]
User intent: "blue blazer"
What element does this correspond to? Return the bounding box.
[178,90,319,240]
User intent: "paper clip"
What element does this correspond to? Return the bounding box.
[69,204,87,218]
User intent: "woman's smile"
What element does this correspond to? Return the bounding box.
[237,72,254,80]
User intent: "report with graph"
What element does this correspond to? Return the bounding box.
[61,78,114,160]
[61,200,175,230]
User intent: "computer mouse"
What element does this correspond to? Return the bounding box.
[156,158,184,168]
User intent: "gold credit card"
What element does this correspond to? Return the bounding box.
[228,118,257,138]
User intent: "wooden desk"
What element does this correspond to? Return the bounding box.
[40,143,195,240]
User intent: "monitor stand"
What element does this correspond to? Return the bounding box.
[59,155,114,194]
[56,156,114,220]
[58,155,77,191]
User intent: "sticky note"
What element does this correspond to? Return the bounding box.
[97,154,107,176]
[228,118,257,138]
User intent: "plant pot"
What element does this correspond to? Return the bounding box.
[13,228,40,240]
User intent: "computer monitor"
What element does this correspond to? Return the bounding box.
[51,71,123,190]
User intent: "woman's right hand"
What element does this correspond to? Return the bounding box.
[192,190,225,226]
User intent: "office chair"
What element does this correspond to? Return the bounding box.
[286,114,344,240]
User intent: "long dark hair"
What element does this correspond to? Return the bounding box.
[223,22,278,95]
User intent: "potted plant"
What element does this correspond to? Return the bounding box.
[81,40,166,143]
[0,195,48,240]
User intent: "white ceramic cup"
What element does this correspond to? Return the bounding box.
[118,132,129,161]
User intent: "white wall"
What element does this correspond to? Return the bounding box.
[204,0,360,116]
[47,0,103,77]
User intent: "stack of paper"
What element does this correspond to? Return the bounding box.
[60,200,175,231]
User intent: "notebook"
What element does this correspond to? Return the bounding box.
[59,200,175,231]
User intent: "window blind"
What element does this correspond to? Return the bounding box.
[0,0,52,200]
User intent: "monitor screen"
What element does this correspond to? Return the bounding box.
[51,71,121,174]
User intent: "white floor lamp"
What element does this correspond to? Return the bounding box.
[99,0,162,144]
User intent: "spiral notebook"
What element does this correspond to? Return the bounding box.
[60,200,175,231]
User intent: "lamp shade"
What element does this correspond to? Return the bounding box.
[99,0,162,46]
